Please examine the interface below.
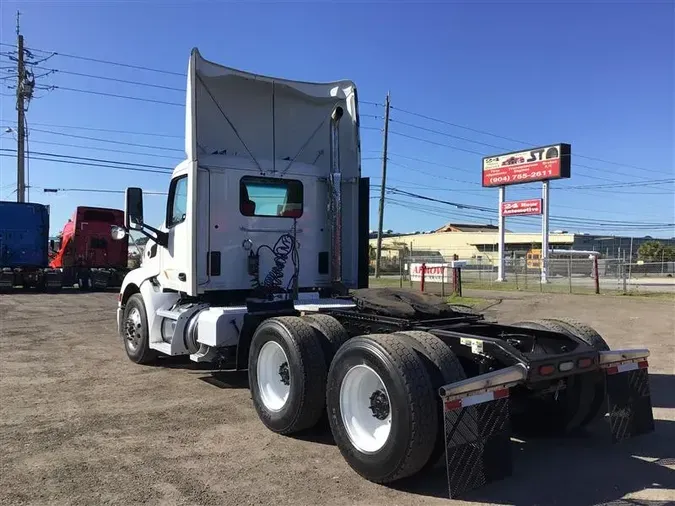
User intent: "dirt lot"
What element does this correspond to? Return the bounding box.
[1,290,674,506]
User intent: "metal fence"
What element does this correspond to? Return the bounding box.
[372,251,674,296]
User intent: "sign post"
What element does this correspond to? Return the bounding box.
[482,144,571,283]
[497,186,506,282]
[541,181,550,283]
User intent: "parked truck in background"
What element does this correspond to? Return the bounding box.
[50,206,128,290]
[111,48,655,499]
[0,201,62,291]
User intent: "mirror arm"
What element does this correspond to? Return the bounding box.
[141,223,169,248]
[128,222,168,248]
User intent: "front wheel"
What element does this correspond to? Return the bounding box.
[122,294,158,365]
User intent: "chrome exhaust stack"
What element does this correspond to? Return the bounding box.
[328,105,344,290]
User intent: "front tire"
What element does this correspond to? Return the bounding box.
[122,293,158,365]
[248,316,327,435]
[326,334,436,483]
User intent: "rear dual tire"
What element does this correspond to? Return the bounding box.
[249,318,466,483]
[327,331,464,483]
[248,317,327,434]
[513,318,609,433]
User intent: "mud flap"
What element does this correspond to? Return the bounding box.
[604,360,654,442]
[443,389,512,499]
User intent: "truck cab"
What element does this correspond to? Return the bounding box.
[114,48,369,361]
[51,206,128,289]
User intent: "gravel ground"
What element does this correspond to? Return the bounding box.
[1,289,673,506]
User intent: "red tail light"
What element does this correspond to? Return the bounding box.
[539,364,555,376]
[577,358,593,368]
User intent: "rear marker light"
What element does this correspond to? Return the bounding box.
[577,358,593,368]
[539,365,555,376]
[559,361,574,372]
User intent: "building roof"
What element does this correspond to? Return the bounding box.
[434,223,500,233]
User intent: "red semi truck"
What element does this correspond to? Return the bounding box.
[50,206,129,290]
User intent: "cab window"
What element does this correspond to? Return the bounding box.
[167,175,188,227]
[240,176,303,218]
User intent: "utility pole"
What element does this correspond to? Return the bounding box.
[16,11,26,203]
[374,92,390,278]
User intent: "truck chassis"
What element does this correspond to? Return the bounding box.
[117,288,654,499]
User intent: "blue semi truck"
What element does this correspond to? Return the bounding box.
[0,201,62,290]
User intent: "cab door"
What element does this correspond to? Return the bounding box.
[160,172,193,293]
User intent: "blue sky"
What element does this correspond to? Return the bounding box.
[0,0,673,238]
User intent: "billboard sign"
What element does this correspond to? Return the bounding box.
[482,143,571,187]
[501,198,543,216]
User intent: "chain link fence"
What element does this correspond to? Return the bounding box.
[370,248,674,296]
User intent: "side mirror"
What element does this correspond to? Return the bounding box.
[111,225,127,241]
[49,239,55,251]
[125,187,144,230]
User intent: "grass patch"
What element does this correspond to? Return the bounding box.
[445,294,485,307]
[368,276,408,288]
[616,291,675,301]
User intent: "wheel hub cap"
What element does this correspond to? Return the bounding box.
[124,307,142,351]
[257,341,291,411]
[339,365,392,454]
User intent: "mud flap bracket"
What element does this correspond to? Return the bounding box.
[603,358,654,442]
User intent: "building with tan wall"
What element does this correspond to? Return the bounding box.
[370,222,675,268]
[370,223,573,268]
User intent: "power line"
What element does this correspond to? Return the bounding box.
[43,68,184,92]
[0,148,173,170]
[29,128,184,152]
[562,178,674,190]
[387,187,675,227]
[388,152,476,176]
[387,197,675,232]
[386,153,673,196]
[48,85,184,106]
[0,152,172,175]
[37,186,168,196]
[389,130,487,156]
[0,148,337,182]
[0,42,185,77]
[24,139,183,161]
[7,121,183,139]
[390,105,671,176]
[389,117,663,182]
[387,160,479,186]
[1,41,668,180]
[389,129,624,184]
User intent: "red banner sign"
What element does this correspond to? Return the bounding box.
[501,199,543,216]
[482,144,571,187]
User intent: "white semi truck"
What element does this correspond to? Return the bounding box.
[112,48,655,499]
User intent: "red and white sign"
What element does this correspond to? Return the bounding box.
[501,199,543,216]
[410,263,448,283]
[482,144,571,187]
